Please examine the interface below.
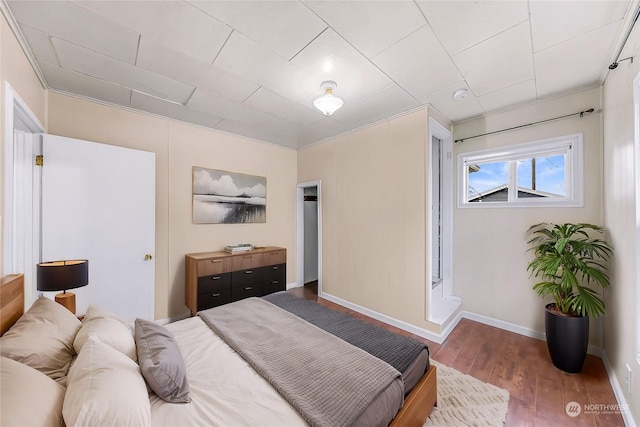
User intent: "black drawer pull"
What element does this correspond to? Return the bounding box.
[244,286,252,290]
[212,293,221,297]
[244,270,253,274]
[271,280,279,284]
[212,276,221,280]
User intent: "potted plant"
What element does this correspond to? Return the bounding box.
[527,223,613,373]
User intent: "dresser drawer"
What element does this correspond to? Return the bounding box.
[197,258,231,276]
[197,289,231,311]
[262,263,286,282]
[262,250,286,265]
[231,253,263,270]
[231,284,262,301]
[197,272,231,294]
[262,280,285,296]
[231,268,263,287]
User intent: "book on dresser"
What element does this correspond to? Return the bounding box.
[185,246,287,316]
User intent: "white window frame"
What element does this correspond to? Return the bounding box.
[457,133,584,208]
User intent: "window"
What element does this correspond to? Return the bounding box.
[458,134,583,207]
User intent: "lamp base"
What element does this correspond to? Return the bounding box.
[55,292,76,314]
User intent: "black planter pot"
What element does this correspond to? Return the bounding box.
[545,303,589,373]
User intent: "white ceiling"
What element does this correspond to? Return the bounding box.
[3,0,635,149]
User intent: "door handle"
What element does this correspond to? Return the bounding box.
[144,254,153,261]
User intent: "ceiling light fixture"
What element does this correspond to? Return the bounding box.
[453,89,469,100]
[313,80,344,115]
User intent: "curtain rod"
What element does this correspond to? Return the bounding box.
[454,108,595,143]
[609,2,640,70]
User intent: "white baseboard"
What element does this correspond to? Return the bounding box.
[319,291,449,344]
[286,281,303,290]
[461,310,602,356]
[601,351,637,427]
[155,311,190,325]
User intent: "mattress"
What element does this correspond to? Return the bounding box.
[151,316,404,427]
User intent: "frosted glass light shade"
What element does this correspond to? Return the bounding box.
[313,81,344,115]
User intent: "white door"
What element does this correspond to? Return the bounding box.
[41,134,155,321]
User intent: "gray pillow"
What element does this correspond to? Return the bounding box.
[134,318,191,403]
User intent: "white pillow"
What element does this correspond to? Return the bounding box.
[82,305,132,331]
[1,356,65,427]
[0,297,81,380]
[74,306,137,361]
[63,338,151,427]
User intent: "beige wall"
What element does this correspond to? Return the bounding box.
[602,17,640,424]
[298,108,441,330]
[46,93,298,320]
[452,88,604,346]
[0,14,47,276]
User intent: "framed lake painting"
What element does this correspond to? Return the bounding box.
[193,167,266,224]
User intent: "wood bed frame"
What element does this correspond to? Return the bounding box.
[0,273,436,426]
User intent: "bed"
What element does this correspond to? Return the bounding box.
[0,273,437,426]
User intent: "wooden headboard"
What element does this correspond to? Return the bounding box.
[1,274,24,335]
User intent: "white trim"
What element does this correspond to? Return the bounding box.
[427,117,457,321]
[319,291,454,344]
[155,312,191,326]
[457,133,584,208]
[3,82,44,277]
[634,70,640,367]
[296,180,322,295]
[0,5,47,90]
[601,351,638,427]
[286,281,302,290]
[462,310,602,356]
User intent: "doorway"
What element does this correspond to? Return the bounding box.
[427,118,460,326]
[296,181,322,296]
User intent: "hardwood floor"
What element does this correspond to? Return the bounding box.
[289,283,624,427]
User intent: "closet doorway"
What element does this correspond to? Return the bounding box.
[296,181,322,296]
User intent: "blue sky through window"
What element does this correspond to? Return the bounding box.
[468,154,565,198]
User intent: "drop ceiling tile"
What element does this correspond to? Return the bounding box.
[216,119,298,148]
[131,92,224,129]
[453,22,534,97]
[19,25,59,66]
[416,0,529,55]
[372,26,463,99]
[188,1,326,60]
[419,82,484,122]
[298,117,350,147]
[535,21,620,97]
[75,0,231,63]
[188,88,274,126]
[335,85,421,128]
[530,0,629,52]
[8,0,139,64]
[52,38,195,104]
[39,61,132,106]
[213,31,318,102]
[260,116,307,138]
[304,0,427,58]
[136,37,259,103]
[291,29,393,101]
[244,88,321,126]
[477,80,536,112]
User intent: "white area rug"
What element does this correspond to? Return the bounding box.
[424,361,510,427]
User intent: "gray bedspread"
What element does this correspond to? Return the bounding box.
[263,292,428,375]
[199,297,402,427]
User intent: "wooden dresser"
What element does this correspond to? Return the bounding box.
[185,246,286,316]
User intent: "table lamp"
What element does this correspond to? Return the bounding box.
[37,260,88,314]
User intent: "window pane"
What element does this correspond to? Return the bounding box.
[517,154,565,198]
[467,161,509,202]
